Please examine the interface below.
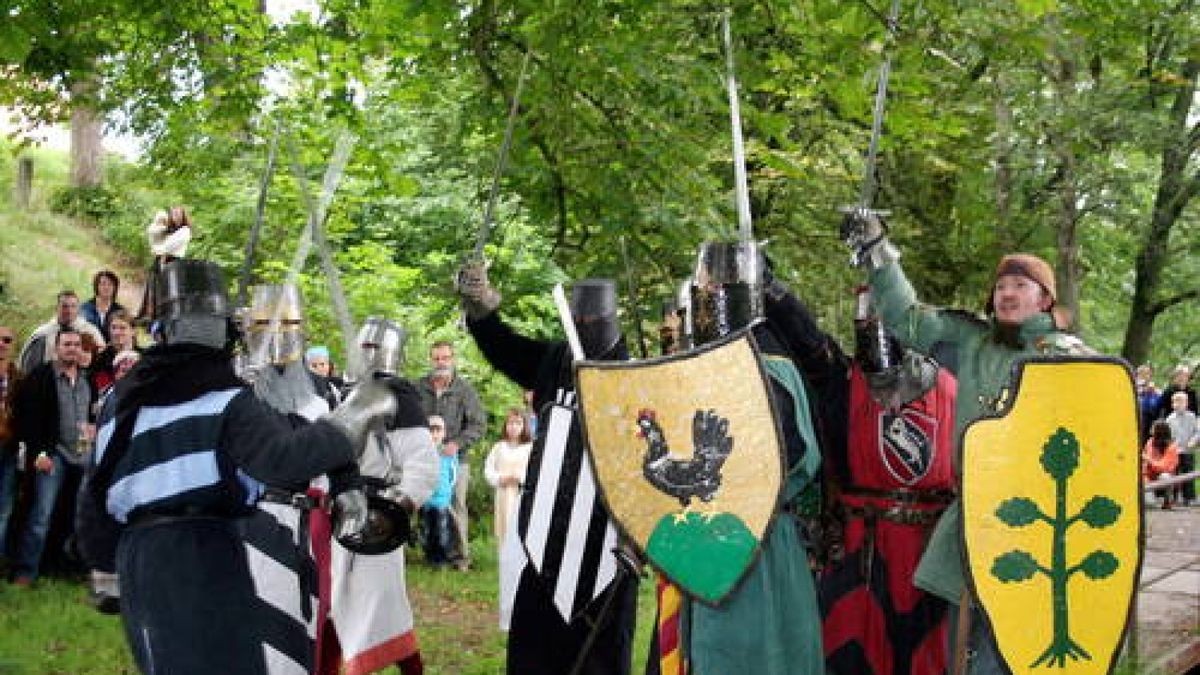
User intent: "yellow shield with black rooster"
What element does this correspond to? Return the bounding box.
[575,330,785,605]
[961,357,1142,675]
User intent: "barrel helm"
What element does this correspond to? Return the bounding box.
[242,284,306,368]
[351,316,407,381]
[155,259,235,350]
[570,279,623,359]
[689,240,763,346]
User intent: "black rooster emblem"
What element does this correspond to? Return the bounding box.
[637,408,734,508]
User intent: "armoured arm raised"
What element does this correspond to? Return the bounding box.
[466,312,556,392]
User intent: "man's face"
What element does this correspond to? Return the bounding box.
[56,295,80,324]
[1172,394,1188,412]
[0,326,13,360]
[430,345,454,371]
[55,333,82,367]
[990,275,1051,327]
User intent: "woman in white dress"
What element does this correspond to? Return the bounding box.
[483,408,533,542]
[485,408,533,630]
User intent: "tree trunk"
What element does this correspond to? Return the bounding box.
[69,75,103,189]
[1045,47,1084,334]
[993,75,1014,246]
[15,158,33,209]
[1120,58,1200,365]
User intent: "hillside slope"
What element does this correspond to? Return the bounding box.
[0,205,145,344]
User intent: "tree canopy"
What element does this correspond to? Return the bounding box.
[3,0,1198,377]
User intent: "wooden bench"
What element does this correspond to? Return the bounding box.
[1145,470,1200,491]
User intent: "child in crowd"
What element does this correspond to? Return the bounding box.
[1143,420,1180,509]
[483,408,532,546]
[1165,390,1198,506]
[421,415,459,567]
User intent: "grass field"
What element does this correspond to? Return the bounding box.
[0,538,658,674]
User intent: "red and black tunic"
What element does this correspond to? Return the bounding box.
[819,365,956,675]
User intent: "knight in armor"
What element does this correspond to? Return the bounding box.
[840,209,1092,674]
[457,263,639,675]
[311,317,437,675]
[671,240,825,675]
[76,260,408,675]
[235,283,371,674]
[764,280,956,675]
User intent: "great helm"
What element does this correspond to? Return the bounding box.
[352,317,407,380]
[689,240,763,346]
[570,279,622,359]
[243,284,306,367]
[155,259,233,350]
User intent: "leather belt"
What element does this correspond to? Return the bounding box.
[840,485,955,505]
[840,502,944,526]
[128,507,222,529]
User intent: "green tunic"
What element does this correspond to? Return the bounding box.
[683,355,825,675]
[868,260,1089,603]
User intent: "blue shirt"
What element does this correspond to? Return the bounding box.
[426,453,458,509]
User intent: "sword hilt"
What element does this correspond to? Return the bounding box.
[838,205,891,267]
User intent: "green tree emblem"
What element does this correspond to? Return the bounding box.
[990,427,1122,668]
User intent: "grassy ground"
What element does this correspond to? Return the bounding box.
[0,205,144,341]
[0,539,657,675]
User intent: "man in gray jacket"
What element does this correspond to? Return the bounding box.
[417,340,486,570]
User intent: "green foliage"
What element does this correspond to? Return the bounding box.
[992,549,1040,583]
[1040,427,1081,481]
[49,184,121,221]
[995,496,1045,527]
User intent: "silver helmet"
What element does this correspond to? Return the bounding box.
[689,240,762,346]
[156,259,233,350]
[352,317,407,380]
[242,284,306,368]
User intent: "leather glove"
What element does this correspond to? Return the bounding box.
[331,488,370,545]
[324,379,399,459]
[383,486,417,515]
[839,206,899,268]
[456,259,502,320]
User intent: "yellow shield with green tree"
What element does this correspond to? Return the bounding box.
[962,358,1142,674]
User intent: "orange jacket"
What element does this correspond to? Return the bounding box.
[1142,440,1179,480]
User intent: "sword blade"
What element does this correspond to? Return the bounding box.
[858,0,901,209]
[474,49,533,259]
[722,11,753,245]
[236,121,281,308]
